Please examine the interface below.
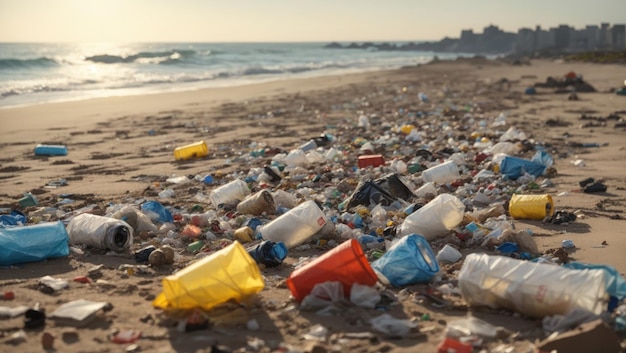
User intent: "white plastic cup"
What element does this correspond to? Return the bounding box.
[236,190,275,215]
[209,179,250,208]
[285,149,308,167]
[415,182,437,198]
[325,147,339,161]
[436,244,462,263]
[257,200,328,249]
[397,193,465,240]
[421,160,460,184]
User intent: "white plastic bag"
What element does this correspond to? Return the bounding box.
[459,253,608,317]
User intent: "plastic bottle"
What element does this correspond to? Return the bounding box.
[34,144,68,156]
[66,214,133,252]
[208,179,250,208]
[257,200,328,249]
[397,194,465,240]
[421,160,460,184]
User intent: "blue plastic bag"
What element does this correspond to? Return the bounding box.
[0,221,69,266]
[0,210,26,227]
[371,234,439,287]
[500,156,546,180]
[247,241,287,268]
[141,201,173,223]
[530,150,554,168]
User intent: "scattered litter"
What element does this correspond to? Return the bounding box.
[369,313,417,337]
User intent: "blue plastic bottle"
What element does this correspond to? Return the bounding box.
[34,144,68,156]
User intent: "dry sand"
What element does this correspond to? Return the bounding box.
[0,59,625,352]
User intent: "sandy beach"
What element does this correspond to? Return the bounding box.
[1,58,625,352]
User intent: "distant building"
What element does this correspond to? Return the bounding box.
[584,25,599,50]
[554,25,570,48]
[515,28,535,53]
[535,26,555,50]
[513,22,626,53]
[612,24,626,50]
[599,23,611,48]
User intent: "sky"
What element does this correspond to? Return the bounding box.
[1,0,625,43]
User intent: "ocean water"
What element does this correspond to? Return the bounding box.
[0,42,462,108]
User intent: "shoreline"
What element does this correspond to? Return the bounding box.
[0,67,399,141]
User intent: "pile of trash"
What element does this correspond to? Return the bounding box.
[2,94,625,352]
[533,71,597,93]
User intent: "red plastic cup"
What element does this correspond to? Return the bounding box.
[437,337,472,353]
[286,239,378,302]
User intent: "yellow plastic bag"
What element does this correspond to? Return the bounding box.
[153,242,264,310]
[509,194,554,220]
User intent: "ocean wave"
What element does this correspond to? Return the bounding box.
[240,63,351,76]
[242,67,284,75]
[0,57,58,70]
[85,49,196,64]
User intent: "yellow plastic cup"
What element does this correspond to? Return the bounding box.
[153,242,264,311]
[173,141,209,160]
[509,194,554,220]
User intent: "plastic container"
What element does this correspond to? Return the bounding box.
[458,253,608,317]
[34,144,68,156]
[209,179,250,208]
[66,214,133,252]
[236,190,275,215]
[18,193,38,208]
[0,221,69,266]
[286,238,378,302]
[371,234,440,286]
[499,156,546,180]
[397,193,465,240]
[173,141,208,160]
[421,160,459,184]
[358,154,385,168]
[508,194,554,220]
[153,241,264,310]
[257,200,328,249]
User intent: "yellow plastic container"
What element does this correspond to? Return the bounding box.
[509,194,554,220]
[173,141,209,160]
[153,242,264,310]
[400,124,416,134]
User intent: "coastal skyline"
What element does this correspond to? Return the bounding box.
[1,0,625,43]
